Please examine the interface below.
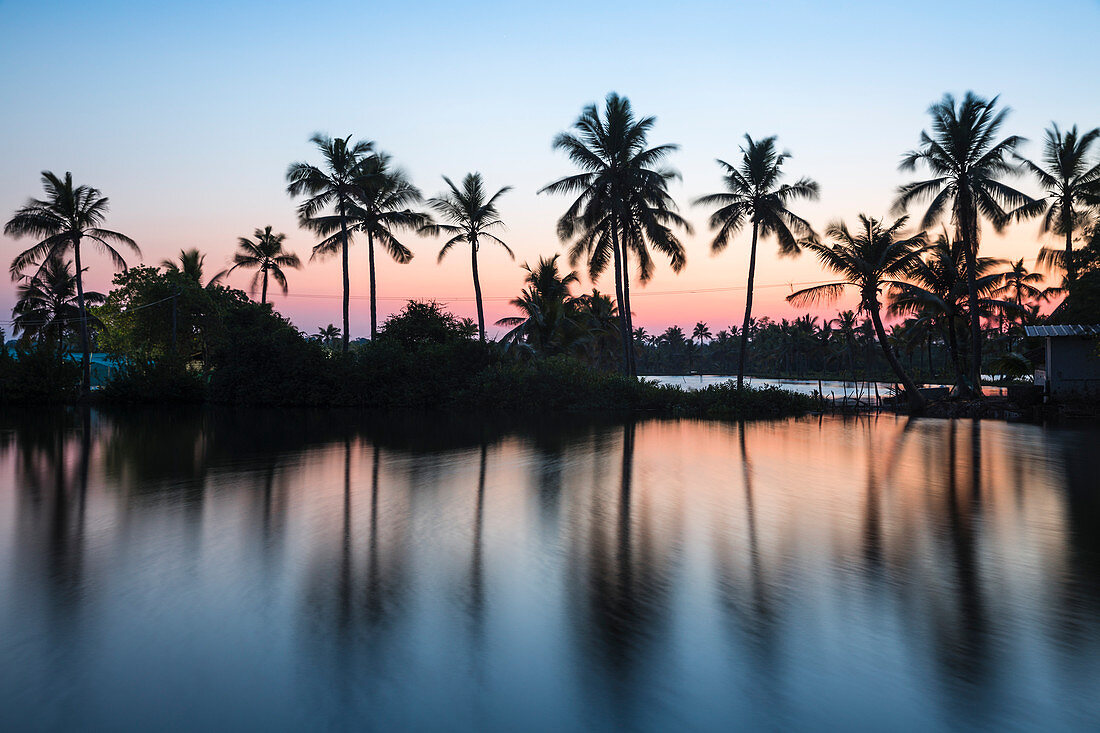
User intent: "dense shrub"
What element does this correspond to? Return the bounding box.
[0,340,81,403]
[99,357,206,403]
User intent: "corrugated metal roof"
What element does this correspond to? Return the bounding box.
[1024,324,1100,337]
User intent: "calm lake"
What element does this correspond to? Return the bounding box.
[1,409,1098,731]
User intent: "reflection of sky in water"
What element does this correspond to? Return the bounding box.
[0,409,1098,731]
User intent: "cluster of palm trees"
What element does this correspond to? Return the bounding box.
[6,90,1098,407]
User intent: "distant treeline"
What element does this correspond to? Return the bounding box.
[4,91,1100,415]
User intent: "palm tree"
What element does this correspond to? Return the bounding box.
[888,230,1006,392]
[692,321,712,346]
[991,258,1044,324]
[893,92,1040,396]
[160,248,207,284]
[287,133,374,352]
[1017,124,1100,285]
[5,171,140,396]
[540,93,689,378]
[695,135,819,388]
[315,324,341,350]
[322,153,428,339]
[220,226,301,305]
[496,254,582,354]
[12,255,105,349]
[422,173,513,342]
[787,215,928,413]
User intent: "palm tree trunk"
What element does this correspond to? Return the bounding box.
[471,237,485,343]
[1065,194,1076,284]
[261,266,269,305]
[620,246,638,378]
[959,199,982,397]
[338,202,351,353]
[869,304,925,411]
[736,222,760,389]
[368,229,378,340]
[72,236,91,399]
[946,318,965,390]
[610,226,631,377]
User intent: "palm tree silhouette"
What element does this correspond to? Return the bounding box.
[888,230,1005,391]
[695,135,819,388]
[1017,124,1100,285]
[788,215,928,412]
[325,153,429,339]
[287,133,374,352]
[893,93,1040,396]
[422,173,513,342]
[496,254,581,354]
[315,324,341,350]
[540,93,689,378]
[12,255,105,349]
[5,171,140,396]
[160,248,207,285]
[220,226,301,305]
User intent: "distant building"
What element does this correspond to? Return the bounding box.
[1025,325,1100,399]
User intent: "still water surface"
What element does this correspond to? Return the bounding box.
[1,409,1098,731]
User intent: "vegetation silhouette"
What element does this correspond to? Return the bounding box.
[422,173,513,343]
[541,93,689,377]
[5,172,140,396]
[219,226,301,305]
[694,135,819,388]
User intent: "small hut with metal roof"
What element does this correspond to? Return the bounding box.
[1024,325,1100,399]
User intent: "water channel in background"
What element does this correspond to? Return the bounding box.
[646,374,1008,397]
[1,408,1097,731]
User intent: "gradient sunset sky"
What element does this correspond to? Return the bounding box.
[2,0,1098,338]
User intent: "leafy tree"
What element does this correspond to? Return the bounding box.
[1017,123,1100,284]
[287,133,374,351]
[220,226,301,305]
[5,171,140,396]
[893,92,1040,396]
[541,93,689,378]
[378,300,477,348]
[695,135,818,387]
[422,173,513,342]
[788,215,928,412]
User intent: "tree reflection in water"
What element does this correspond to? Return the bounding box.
[1,408,1098,730]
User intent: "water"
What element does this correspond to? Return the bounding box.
[646,374,1008,397]
[1,408,1098,731]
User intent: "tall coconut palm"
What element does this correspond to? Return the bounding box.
[160,248,207,284]
[318,153,429,339]
[12,255,105,348]
[694,135,819,388]
[540,93,689,378]
[893,92,1041,396]
[286,133,374,352]
[1017,124,1100,285]
[422,173,512,342]
[787,215,928,413]
[5,171,140,396]
[220,226,301,305]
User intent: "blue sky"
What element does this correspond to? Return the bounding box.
[2,0,1098,334]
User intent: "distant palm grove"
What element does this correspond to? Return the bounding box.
[4,91,1100,414]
